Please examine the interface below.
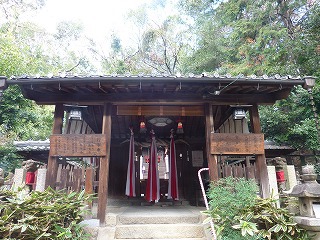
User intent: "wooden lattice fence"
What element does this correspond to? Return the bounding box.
[219,163,257,181]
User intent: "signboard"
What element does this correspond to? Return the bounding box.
[211,133,264,155]
[192,151,204,167]
[50,134,107,157]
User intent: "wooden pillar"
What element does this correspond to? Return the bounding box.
[205,103,219,181]
[46,104,64,188]
[98,103,112,226]
[85,167,94,209]
[249,104,270,198]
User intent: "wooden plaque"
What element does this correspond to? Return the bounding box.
[211,133,264,155]
[50,134,107,157]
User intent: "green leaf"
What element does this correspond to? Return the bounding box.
[269,224,282,233]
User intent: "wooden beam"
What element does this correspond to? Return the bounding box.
[249,104,270,198]
[28,91,284,105]
[117,105,205,116]
[46,103,64,188]
[249,104,261,133]
[205,103,218,181]
[98,103,112,226]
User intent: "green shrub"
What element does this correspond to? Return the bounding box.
[0,187,92,239]
[206,177,258,240]
[206,177,310,240]
[233,196,310,240]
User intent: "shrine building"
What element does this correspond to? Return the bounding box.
[0,74,312,224]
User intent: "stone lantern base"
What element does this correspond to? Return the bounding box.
[295,216,320,240]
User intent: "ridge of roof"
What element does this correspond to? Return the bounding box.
[14,140,50,151]
[10,73,303,81]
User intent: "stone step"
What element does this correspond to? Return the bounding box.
[120,238,206,240]
[118,213,200,225]
[115,223,205,239]
[117,206,201,225]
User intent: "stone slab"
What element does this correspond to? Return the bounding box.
[284,165,297,190]
[267,166,279,206]
[120,238,207,240]
[118,206,200,225]
[35,168,47,192]
[97,226,116,240]
[115,223,205,239]
[13,168,26,191]
[294,216,320,229]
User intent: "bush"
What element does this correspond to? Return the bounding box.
[206,177,310,240]
[0,187,92,239]
[233,196,310,240]
[206,177,258,240]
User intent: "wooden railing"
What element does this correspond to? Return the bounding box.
[55,164,98,194]
[219,163,257,180]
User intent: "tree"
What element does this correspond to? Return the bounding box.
[136,15,188,75]
[94,2,191,75]
[179,0,319,76]
[259,86,320,151]
[0,29,54,171]
[0,1,97,171]
[0,0,45,23]
[180,0,319,152]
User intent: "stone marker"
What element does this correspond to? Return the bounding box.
[267,166,279,206]
[13,168,26,191]
[35,168,47,192]
[284,165,297,190]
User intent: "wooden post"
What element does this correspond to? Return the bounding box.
[98,103,112,226]
[205,103,218,181]
[85,167,94,209]
[46,104,64,188]
[249,104,270,198]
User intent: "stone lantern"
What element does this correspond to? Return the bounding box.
[289,165,320,238]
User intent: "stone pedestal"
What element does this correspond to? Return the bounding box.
[294,216,320,240]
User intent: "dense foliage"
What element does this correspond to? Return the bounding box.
[260,86,320,151]
[206,177,310,240]
[0,188,91,239]
[233,196,310,239]
[206,177,258,239]
[178,0,320,152]
[0,0,318,167]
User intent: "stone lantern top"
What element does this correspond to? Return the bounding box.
[290,165,320,198]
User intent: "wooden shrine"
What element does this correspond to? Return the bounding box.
[0,74,308,225]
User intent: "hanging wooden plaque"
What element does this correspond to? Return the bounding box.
[50,134,107,157]
[211,133,264,155]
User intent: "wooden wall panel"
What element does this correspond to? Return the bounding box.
[211,133,264,155]
[50,134,107,157]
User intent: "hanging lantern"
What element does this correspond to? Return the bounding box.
[233,108,246,120]
[69,109,82,120]
[177,121,184,134]
[140,121,147,134]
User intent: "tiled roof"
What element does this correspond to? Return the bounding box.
[11,73,302,80]
[14,140,50,151]
[13,139,293,152]
[264,140,295,150]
